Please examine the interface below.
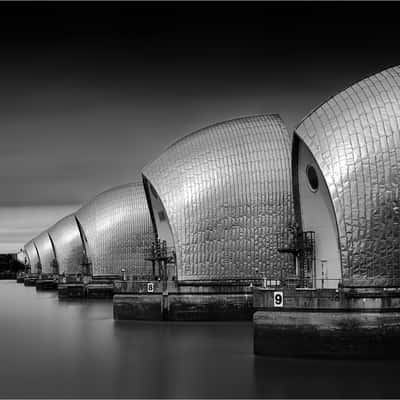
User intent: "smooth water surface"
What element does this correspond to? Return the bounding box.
[1,280,400,398]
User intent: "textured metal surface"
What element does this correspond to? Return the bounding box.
[48,214,84,275]
[76,183,154,276]
[24,240,39,273]
[143,114,294,281]
[295,65,400,286]
[17,250,27,265]
[33,231,55,274]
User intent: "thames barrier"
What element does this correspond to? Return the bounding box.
[18,65,400,358]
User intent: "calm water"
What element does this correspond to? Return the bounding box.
[1,280,400,398]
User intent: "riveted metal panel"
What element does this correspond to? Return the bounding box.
[142,114,294,281]
[295,65,400,286]
[48,214,84,275]
[76,183,154,276]
[24,240,39,273]
[33,231,55,274]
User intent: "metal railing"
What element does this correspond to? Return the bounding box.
[255,275,342,289]
[144,240,176,263]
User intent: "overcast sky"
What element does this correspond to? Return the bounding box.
[1,2,400,252]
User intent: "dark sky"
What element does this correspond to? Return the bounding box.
[2,2,400,205]
[1,2,400,248]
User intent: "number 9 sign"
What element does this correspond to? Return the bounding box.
[273,291,283,307]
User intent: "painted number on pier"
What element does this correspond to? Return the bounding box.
[273,291,283,307]
[147,283,154,293]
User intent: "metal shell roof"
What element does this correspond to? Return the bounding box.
[33,231,55,274]
[76,183,154,276]
[48,214,84,275]
[295,65,400,286]
[143,114,294,281]
[24,240,39,273]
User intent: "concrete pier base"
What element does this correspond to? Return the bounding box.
[114,295,163,320]
[58,283,85,299]
[85,275,120,299]
[86,283,114,299]
[57,276,119,299]
[113,293,253,321]
[113,280,254,321]
[36,279,58,291]
[254,310,400,359]
[24,276,38,286]
[168,293,253,321]
[252,287,400,359]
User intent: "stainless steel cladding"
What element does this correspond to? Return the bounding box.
[33,231,55,274]
[24,240,39,273]
[17,250,27,265]
[142,115,294,281]
[76,183,154,276]
[48,214,84,275]
[294,65,400,287]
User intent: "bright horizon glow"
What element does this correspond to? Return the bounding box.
[0,205,80,253]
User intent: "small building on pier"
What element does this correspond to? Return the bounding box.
[113,114,295,320]
[292,64,400,290]
[254,65,400,358]
[142,114,294,283]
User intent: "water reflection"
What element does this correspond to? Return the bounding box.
[0,280,400,398]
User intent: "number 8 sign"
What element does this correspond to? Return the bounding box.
[273,291,283,307]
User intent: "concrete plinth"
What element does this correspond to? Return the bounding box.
[254,310,400,359]
[253,286,400,311]
[252,287,400,358]
[113,280,254,321]
[114,295,163,320]
[168,294,253,321]
[86,283,114,299]
[24,277,38,286]
[58,283,85,299]
[36,279,58,291]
